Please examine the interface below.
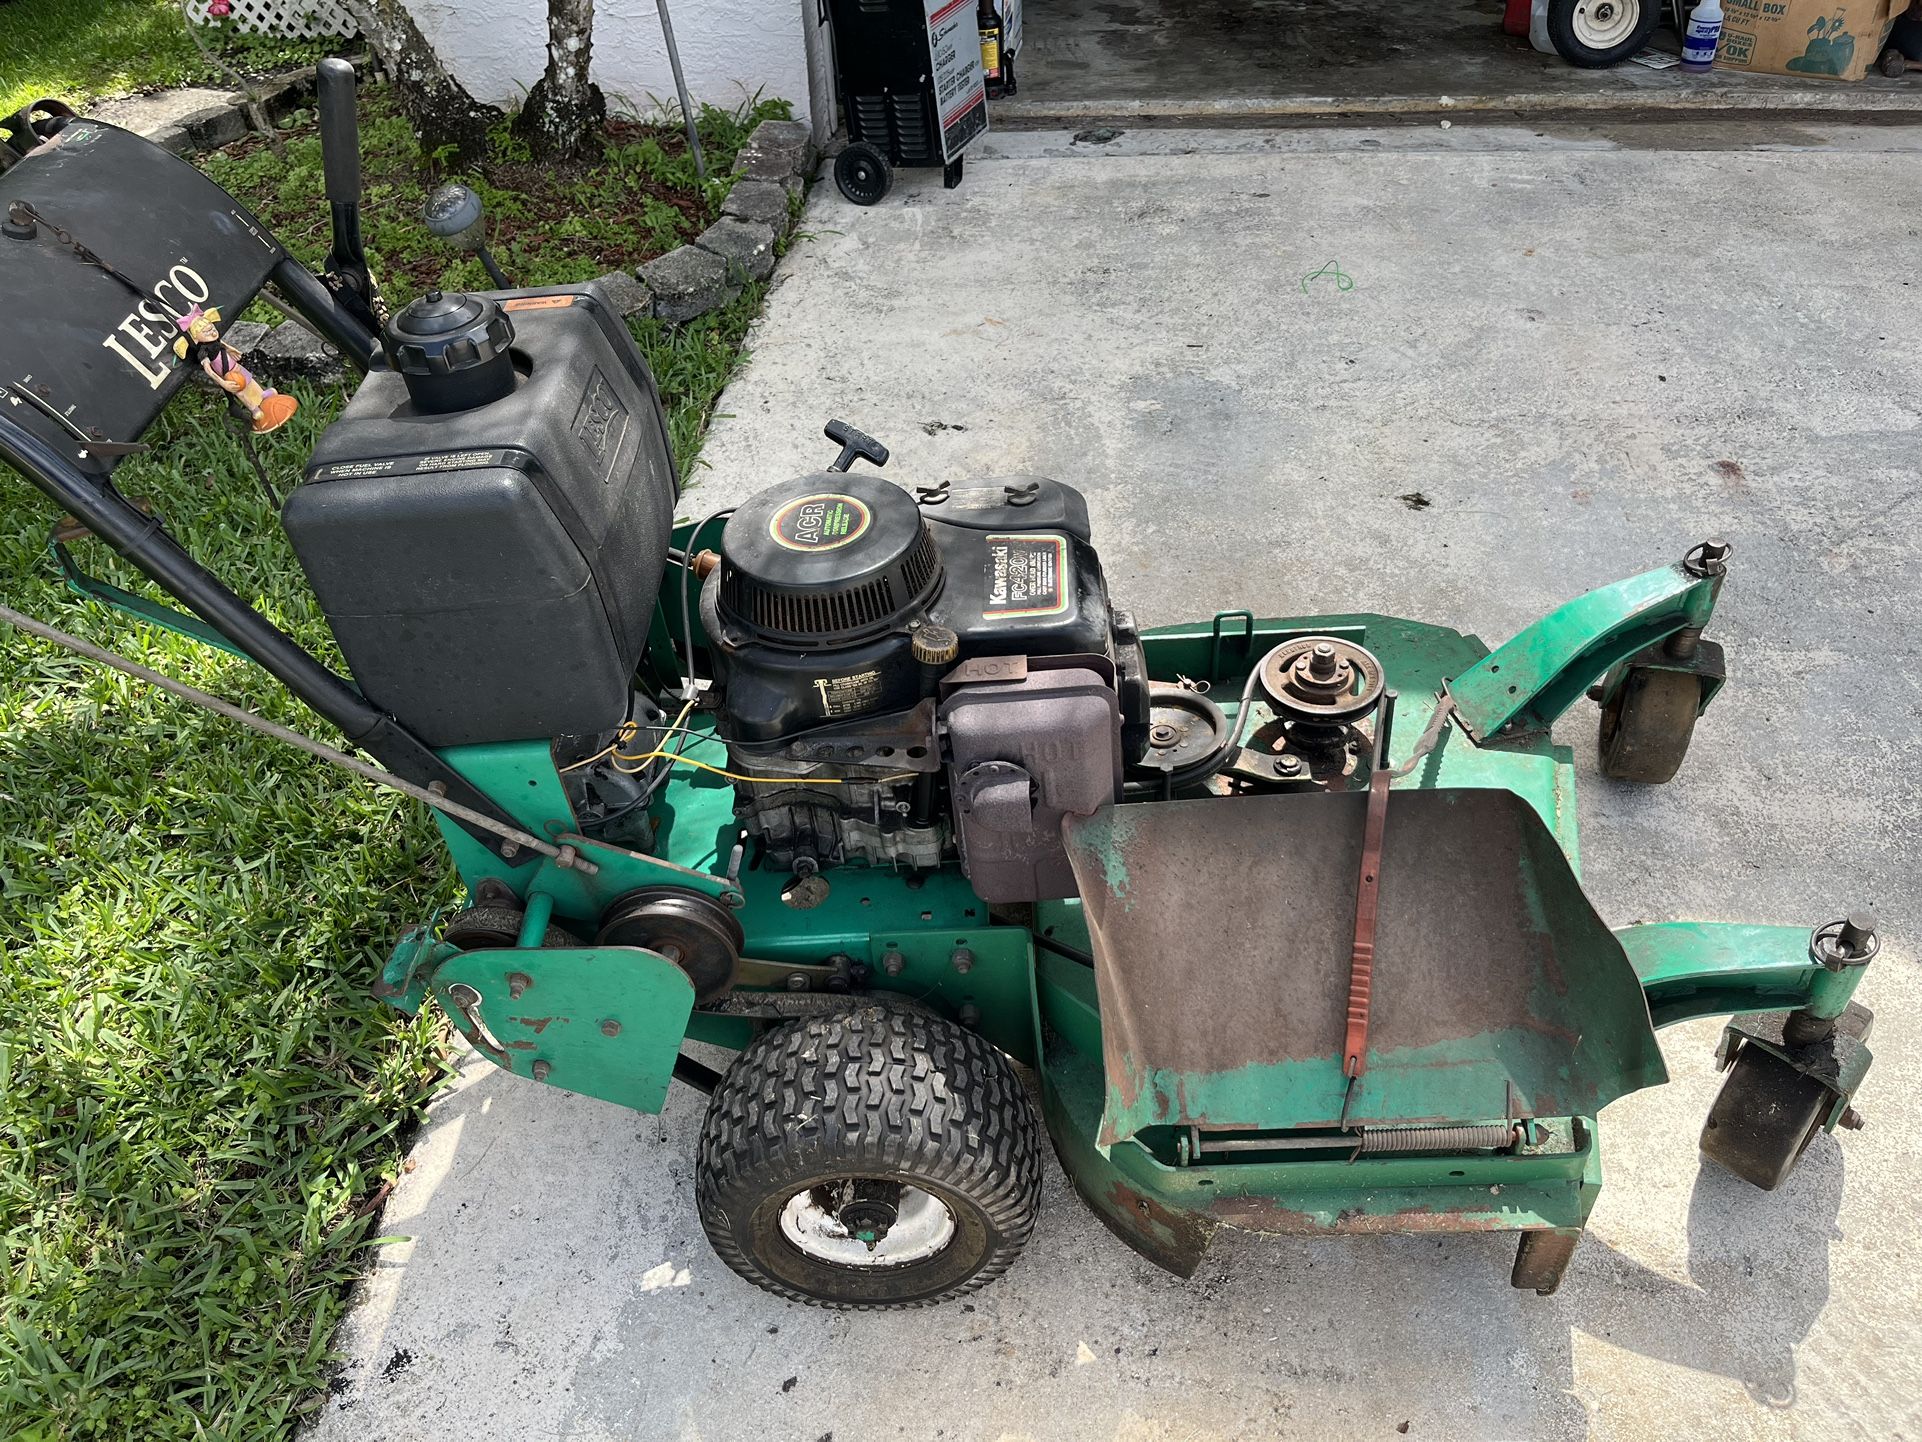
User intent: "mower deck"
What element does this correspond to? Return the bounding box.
[374,607,1874,1296]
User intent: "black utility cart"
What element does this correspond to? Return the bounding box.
[826,0,991,204]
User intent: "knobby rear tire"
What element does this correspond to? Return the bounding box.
[695,1004,1042,1308]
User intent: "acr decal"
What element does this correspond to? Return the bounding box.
[769,493,874,553]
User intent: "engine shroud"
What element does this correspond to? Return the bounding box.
[706,473,1146,889]
[711,473,1125,742]
[719,473,943,648]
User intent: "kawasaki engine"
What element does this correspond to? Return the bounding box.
[702,461,1155,903]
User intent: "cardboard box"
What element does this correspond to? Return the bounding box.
[1717,0,1908,79]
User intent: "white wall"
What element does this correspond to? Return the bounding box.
[405,0,827,129]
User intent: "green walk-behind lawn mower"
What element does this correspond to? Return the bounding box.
[0,63,1880,1309]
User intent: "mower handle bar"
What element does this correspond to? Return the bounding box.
[317,58,360,206]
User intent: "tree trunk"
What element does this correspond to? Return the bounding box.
[338,0,497,167]
[515,0,605,164]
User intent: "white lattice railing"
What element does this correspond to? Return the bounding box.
[185,0,360,40]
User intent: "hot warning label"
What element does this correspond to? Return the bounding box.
[984,533,1068,618]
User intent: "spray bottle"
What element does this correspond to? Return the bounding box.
[1682,0,1724,71]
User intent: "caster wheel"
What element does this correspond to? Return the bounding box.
[834,142,894,206]
[1597,666,1701,783]
[695,1005,1042,1308]
[441,904,577,951]
[1700,1043,1834,1191]
[1546,0,1660,66]
[1880,45,1910,76]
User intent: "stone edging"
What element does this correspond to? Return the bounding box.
[632,119,818,324]
[139,64,332,156]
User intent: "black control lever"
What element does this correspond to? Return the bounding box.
[824,419,889,473]
[316,59,380,332]
[424,183,510,288]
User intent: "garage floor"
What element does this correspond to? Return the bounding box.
[1000,0,1919,117]
[308,121,1922,1442]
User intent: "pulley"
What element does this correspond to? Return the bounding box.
[596,887,745,1002]
[1256,636,1386,723]
[1131,683,1230,783]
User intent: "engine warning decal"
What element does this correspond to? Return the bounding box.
[813,669,885,718]
[502,294,578,311]
[309,449,507,481]
[769,493,873,552]
[984,533,1069,618]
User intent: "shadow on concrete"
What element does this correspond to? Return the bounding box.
[1577,1136,1841,1409]
[306,1034,1854,1442]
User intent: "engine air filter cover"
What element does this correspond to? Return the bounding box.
[718,472,943,646]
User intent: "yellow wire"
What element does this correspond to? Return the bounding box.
[558,703,916,786]
[558,695,699,775]
[557,720,638,774]
[613,749,918,787]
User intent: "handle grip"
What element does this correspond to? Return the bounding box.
[824,418,889,473]
[317,58,361,206]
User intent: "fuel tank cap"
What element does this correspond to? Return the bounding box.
[384,289,516,413]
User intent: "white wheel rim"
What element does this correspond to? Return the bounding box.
[1572,0,1639,48]
[779,1184,955,1267]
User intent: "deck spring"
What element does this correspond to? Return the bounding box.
[1356,1123,1522,1155]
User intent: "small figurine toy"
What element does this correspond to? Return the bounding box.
[173,305,298,433]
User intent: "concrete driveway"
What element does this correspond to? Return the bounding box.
[309,123,1922,1442]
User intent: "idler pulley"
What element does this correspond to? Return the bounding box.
[1256,636,1386,723]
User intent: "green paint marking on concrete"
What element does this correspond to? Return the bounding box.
[1300,260,1355,294]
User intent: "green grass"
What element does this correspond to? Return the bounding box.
[0,0,329,124]
[201,87,789,304]
[0,85,784,1441]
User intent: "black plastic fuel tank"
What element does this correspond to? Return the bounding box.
[283,282,678,748]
